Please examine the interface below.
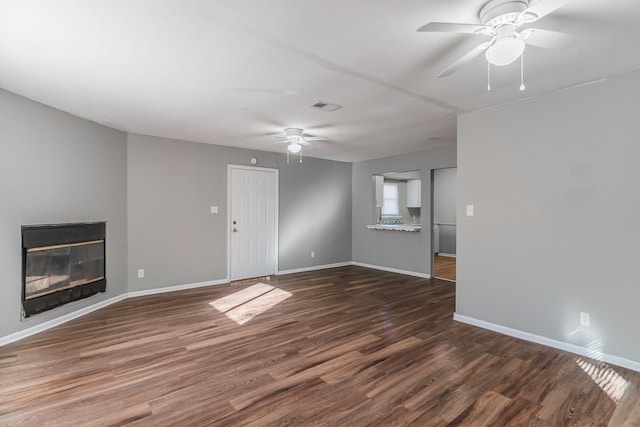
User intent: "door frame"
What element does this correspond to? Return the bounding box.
[430,168,435,279]
[227,164,279,281]
[431,166,457,282]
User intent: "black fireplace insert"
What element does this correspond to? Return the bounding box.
[21,222,106,317]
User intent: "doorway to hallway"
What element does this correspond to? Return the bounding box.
[432,167,456,282]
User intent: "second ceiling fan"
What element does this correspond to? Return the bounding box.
[418,0,574,80]
[274,128,328,163]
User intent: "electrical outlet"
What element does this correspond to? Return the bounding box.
[580,311,590,327]
[311,251,315,258]
[137,269,145,279]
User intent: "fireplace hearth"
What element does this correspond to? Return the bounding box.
[22,222,106,317]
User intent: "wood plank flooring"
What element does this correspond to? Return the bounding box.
[434,255,456,281]
[1,266,639,426]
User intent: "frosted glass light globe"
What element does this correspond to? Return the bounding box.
[485,38,525,66]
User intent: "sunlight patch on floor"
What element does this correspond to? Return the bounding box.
[576,358,628,404]
[210,283,273,312]
[210,283,292,325]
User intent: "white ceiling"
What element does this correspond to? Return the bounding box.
[0,0,638,162]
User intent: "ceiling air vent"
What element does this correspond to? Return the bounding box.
[310,101,342,112]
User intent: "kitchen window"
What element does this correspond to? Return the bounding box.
[382,182,399,216]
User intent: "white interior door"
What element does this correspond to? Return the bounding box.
[229,166,277,280]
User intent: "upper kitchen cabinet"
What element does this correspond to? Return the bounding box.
[407,179,421,208]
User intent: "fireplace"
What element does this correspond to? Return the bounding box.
[22,222,106,317]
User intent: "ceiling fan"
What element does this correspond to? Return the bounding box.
[417,0,573,84]
[274,128,328,163]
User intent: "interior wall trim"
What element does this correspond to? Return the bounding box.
[436,253,456,258]
[0,278,229,347]
[1,263,433,347]
[127,278,228,298]
[352,262,431,279]
[0,293,129,347]
[277,262,353,276]
[454,313,640,373]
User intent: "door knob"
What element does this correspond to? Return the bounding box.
[232,228,238,233]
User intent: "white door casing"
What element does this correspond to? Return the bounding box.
[228,165,278,281]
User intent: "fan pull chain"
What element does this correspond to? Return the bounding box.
[487,62,491,92]
[286,149,290,164]
[519,53,526,91]
[299,150,303,163]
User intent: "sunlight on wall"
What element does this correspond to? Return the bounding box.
[576,358,629,404]
[209,283,292,325]
[565,335,606,362]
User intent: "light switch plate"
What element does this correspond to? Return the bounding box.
[210,206,218,214]
[466,205,474,217]
[137,269,145,279]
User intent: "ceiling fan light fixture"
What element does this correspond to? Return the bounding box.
[485,37,525,66]
[287,142,302,153]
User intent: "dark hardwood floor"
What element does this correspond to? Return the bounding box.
[434,255,456,282]
[1,266,639,426]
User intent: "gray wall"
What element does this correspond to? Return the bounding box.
[128,134,353,291]
[352,146,457,275]
[127,134,279,291]
[457,70,640,363]
[278,156,352,271]
[434,168,457,254]
[0,89,128,338]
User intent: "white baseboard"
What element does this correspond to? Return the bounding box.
[436,253,456,258]
[277,262,352,276]
[453,313,640,373]
[605,354,640,372]
[127,278,229,298]
[0,293,129,347]
[0,278,230,347]
[1,263,434,348]
[352,262,430,279]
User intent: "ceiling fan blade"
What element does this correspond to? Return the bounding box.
[303,136,329,142]
[522,0,573,22]
[270,138,312,146]
[438,40,493,77]
[522,28,576,49]
[417,22,491,35]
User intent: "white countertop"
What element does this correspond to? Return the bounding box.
[366,224,421,232]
